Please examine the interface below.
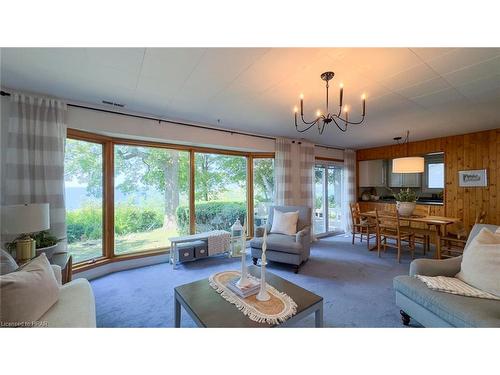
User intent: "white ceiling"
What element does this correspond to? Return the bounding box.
[1,47,500,148]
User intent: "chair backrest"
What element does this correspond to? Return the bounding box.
[475,210,487,224]
[349,202,361,226]
[268,205,312,232]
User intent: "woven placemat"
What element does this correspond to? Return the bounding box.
[209,271,298,325]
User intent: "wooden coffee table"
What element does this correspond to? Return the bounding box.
[174,265,324,327]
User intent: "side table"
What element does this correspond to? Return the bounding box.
[50,252,73,284]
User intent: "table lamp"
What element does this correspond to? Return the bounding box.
[2,203,50,262]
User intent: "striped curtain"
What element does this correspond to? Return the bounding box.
[298,141,315,208]
[2,93,67,252]
[342,149,357,234]
[274,137,293,205]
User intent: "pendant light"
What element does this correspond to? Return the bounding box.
[392,131,424,173]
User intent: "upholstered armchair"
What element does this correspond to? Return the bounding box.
[250,205,312,273]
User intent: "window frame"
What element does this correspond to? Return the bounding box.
[422,153,445,194]
[67,129,274,272]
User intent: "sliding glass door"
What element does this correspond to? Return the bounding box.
[314,163,344,237]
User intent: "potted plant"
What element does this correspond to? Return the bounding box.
[392,188,418,217]
[6,230,60,260]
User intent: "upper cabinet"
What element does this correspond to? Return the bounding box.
[359,159,387,187]
[387,160,421,187]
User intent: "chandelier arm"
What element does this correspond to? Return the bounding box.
[331,117,348,132]
[300,113,320,125]
[295,118,318,133]
[332,114,366,126]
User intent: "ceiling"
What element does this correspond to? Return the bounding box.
[1,47,500,148]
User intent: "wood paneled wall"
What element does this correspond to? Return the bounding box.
[357,128,500,231]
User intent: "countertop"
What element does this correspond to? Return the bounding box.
[358,199,444,206]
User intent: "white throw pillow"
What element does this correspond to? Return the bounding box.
[456,228,500,297]
[270,209,299,235]
[1,248,18,275]
[0,253,59,326]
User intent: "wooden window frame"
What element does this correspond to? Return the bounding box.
[67,129,274,273]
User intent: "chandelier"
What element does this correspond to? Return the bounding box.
[294,71,366,134]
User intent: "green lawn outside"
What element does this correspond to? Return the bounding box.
[68,227,178,264]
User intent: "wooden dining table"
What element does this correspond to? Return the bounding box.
[360,210,460,259]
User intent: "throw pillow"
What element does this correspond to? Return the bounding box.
[456,228,500,297]
[270,209,299,235]
[1,248,18,275]
[0,253,59,326]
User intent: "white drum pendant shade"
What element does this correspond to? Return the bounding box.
[392,157,424,173]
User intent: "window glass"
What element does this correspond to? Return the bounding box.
[428,163,444,189]
[114,145,190,254]
[64,138,104,263]
[253,158,274,232]
[194,153,247,233]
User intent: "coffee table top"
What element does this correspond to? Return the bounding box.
[174,265,323,327]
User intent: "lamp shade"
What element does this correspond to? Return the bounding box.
[1,203,50,235]
[392,157,425,173]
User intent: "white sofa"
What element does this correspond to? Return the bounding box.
[40,264,97,328]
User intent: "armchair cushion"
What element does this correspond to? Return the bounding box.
[250,233,304,255]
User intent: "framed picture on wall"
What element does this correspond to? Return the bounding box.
[458,169,488,187]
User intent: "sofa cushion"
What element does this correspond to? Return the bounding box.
[456,227,500,297]
[250,233,303,255]
[39,278,96,328]
[1,248,18,275]
[394,275,500,327]
[270,209,299,235]
[0,253,59,326]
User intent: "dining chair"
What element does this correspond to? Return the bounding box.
[439,209,487,258]
[350,202,376,249]
[374,209,415,263]
[401,205,432,255]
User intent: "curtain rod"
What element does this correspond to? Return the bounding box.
[1,90,342,151]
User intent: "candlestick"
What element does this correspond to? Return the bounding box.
[236,220,251,288]
[362,94,366,116]
[256,228,270,301]
[300,93,304,115]
[339,83,344,107]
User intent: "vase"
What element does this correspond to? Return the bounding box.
[396,201,416,217]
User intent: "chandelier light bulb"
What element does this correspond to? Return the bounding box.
[339,83,344,88]
[293,106,298,113]
[316,110,321,117]
[300,93,304,99]
[361,93,366,100]
[343,105,349,113]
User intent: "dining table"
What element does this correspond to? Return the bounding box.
[360,210,460,259]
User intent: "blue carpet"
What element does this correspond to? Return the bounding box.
[90,235,429,327]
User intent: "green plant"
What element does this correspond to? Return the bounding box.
[176,201,246,235]
[5,230,60,252]
[391,187,418,202]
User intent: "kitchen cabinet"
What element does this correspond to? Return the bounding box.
[388,160,421,187]
[359,159,386,187]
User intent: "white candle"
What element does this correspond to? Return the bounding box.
[256,228,270,301]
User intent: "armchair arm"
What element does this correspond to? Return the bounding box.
[51,264,63,286]
[409,256,462,277]
[295,226,311,242]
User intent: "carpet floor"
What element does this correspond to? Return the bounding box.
[90,235,430,327]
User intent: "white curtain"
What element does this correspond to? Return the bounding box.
[274,137,293,205]
[1,93,68,252]
[298,141,316,239]
[342,149,356,234]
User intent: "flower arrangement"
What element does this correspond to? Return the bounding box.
[392,187,418,202]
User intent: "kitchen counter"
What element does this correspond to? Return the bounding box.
[358,199,444,206]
